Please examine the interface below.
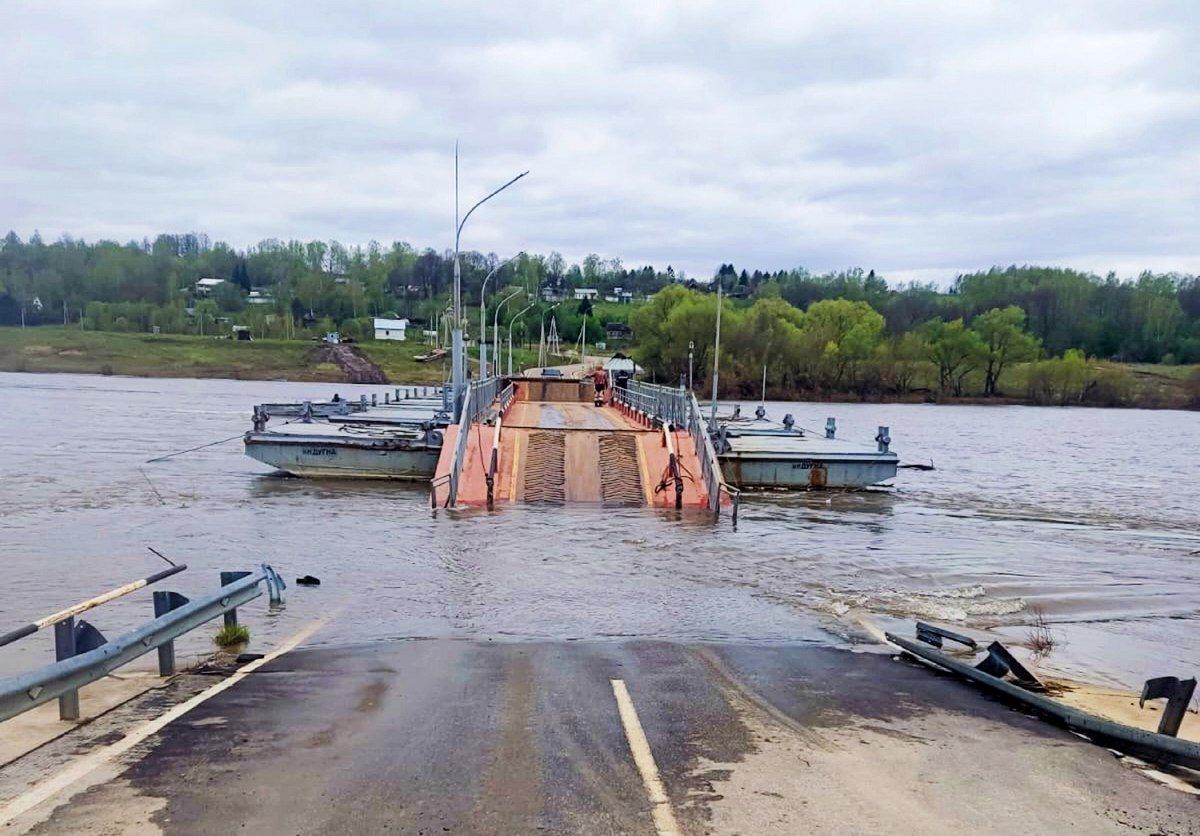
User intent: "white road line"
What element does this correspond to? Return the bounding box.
[0,619,326,827]
[611,678,682,836]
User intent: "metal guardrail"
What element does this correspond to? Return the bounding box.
[887,631,1200,771]
[0,566,286,723]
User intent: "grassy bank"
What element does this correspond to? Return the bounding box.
[1,327,1195,408]
[0,327,544,385]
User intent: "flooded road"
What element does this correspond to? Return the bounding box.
[1,371,1197,691]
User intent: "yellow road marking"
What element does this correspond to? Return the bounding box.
[509,430,523,502]
[634,436,654,506]
[0,618,327,827]
[611,679,682,836]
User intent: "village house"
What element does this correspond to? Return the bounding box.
[373,317,409,341]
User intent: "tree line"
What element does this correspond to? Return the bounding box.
[1,231,1197,406]
[0,231,677,341]
[632,283,1200,407]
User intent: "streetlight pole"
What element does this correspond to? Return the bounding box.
[493,287,522,374]
[479,252,523,379]
[709,280,723,431]
[509,300,537,376]
[451,148,528,417]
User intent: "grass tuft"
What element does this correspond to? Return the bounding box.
[214,623,250,648]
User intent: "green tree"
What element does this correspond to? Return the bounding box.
[972,306,1040,396]
[924,318,984,396]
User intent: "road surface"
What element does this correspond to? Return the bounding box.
[10,639,1198,834]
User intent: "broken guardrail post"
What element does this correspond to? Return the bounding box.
[53,617,79,721]
[153,590,191,676]
[1141,676,1197,737]
[219,571,253,627]
[975,641,1045,691]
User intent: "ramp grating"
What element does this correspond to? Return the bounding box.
[523,431,566,504]
[599,433,645,507]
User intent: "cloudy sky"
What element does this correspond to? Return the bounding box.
[1,1,1196,282]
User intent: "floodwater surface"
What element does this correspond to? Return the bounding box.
[0,372,1197,692]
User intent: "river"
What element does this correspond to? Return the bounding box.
[1,372,1197,693]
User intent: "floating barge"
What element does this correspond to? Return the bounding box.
[243,387,451,480]
[714,413,898,490]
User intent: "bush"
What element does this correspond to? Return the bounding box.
[1186,368,1200,409]
[1081,365,1135,407]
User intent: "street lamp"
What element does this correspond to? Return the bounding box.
[451,150,528,414]
[493,288,522,375]
[479,252,523,378]
[509,300,537,376]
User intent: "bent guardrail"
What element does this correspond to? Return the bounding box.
[0,566,286,723]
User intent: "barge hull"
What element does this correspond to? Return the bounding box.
[720,455,897,490]
[244,439,439,480]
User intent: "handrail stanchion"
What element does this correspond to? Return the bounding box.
[486,415,502,510]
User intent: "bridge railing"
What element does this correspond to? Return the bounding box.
[686,392,740,523]
[434,377,515,509]
[431,385,473,508]
[612,381,740,522]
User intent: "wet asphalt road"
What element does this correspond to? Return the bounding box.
[28,639,1200,835]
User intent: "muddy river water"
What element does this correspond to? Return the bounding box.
[1,372,1197,693]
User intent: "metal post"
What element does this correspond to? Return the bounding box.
[54,617,79,720]
[152,590,190,676]
[709,281,723,431]
[220,571,252,627]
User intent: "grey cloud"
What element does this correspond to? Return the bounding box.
[1,0,1196,282]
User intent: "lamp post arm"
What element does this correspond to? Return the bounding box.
[456,171,530,245]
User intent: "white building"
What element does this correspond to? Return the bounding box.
[573,288,599,300]
[194,277,226,296]
[373,317,409,341]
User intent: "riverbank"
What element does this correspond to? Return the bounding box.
[1,327,1196,409]
[0,327,470,385]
